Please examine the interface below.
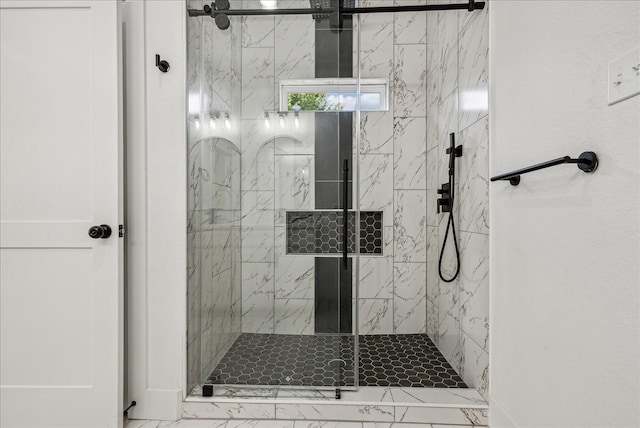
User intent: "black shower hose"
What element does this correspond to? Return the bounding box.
[438,157,461,283]
[438,208,460,283]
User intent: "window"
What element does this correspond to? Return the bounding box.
[279,78,389,112]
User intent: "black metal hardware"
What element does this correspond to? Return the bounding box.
[491,151,599,186]
[119,224,125,238]
[123,401,136,417]
[88,224,112,239]
[202,384,214,397]
[188,0,484,27]
[342,159,349,269]
[155,54,170,73]
[335,388,341,399]
[437,183,451,213]
[438,133,461,283]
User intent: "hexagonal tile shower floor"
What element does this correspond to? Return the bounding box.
[206,334,467,388]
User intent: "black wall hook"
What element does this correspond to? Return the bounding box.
[155,54,170,73]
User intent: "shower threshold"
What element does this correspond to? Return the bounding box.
[203,333,466,394]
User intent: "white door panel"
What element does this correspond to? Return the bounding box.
[0,1,123,427]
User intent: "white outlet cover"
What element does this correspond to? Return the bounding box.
[608,47,640,105]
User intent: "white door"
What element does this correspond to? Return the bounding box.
[0,1,123,427]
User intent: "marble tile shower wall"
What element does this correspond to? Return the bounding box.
[239,0,318,336]
[357,0,429,336]
[427,1,489,398]
[357,0,489,397]
[187,0,243,392]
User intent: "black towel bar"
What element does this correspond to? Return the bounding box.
[491,151,598,186]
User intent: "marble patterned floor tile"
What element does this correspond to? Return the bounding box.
[395,406,486,425]
[182,401,277,419]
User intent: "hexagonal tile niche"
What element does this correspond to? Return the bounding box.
[286,211,383,255]
[205,334,467,389]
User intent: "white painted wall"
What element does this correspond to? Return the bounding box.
[489,1,639,427]
[125,0,186,421]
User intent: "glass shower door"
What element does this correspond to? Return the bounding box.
[186,0,361,396]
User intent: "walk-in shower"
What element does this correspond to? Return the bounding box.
[186,0,486,399]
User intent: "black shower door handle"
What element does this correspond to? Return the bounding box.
[342,159,349,268]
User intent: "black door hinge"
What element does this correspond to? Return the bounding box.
[119,225,125,238]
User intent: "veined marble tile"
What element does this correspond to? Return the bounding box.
[201,325,216,376]
[201,232,215,331]
[242,224,274,263]
[438,12,458,101]
[458,117,489,235]
[188,232,201,342]
[188,142,202,233]
[426,69,440,152]
[125,420,161,428]
[241,120,275,191]
[384,226,394,258]
[458,0,487,37]
[274,130,315,156]
[359,298,393,334]
[275,403,395,422]
[183,401,276,419]
[212,268,233,353]
[275,7,314,81]
[394,0,427,45]
[426,225,439,298]
[461,331,489,398]
[427,297,439,343]
[274,298,314,334]
[275,154,314,225]
[393,262,427,333]
[386,387,486,406]
[242,190,275,226]
[361,112,394,155]
[438,276,461,371]
[211,228,232,276]
[360,154,393,227]
[438,90,458,151]
[242,48,275,120]
[425,148,439,227]
[205,18,236,112]
[393,190,427,263]
[187,338,200,392]
[241,1,274,48]
[459,231,489,350]
[426,6,439,76]
[393,44,427,118]
[242,262,275,333]
[458,5,488,131]
[275,227,314,299]
[394,117,427,190]
[394,406,487,425]
[359,3,394,81]
[294,422,363,428]
[360,256,393,299]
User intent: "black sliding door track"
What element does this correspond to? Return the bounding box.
[188,0,485,18]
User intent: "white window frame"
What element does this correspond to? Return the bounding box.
[279,78,389,112]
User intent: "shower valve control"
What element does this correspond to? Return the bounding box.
[437,183,452,213]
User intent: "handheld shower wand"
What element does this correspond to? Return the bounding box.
[437,133,462,283]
